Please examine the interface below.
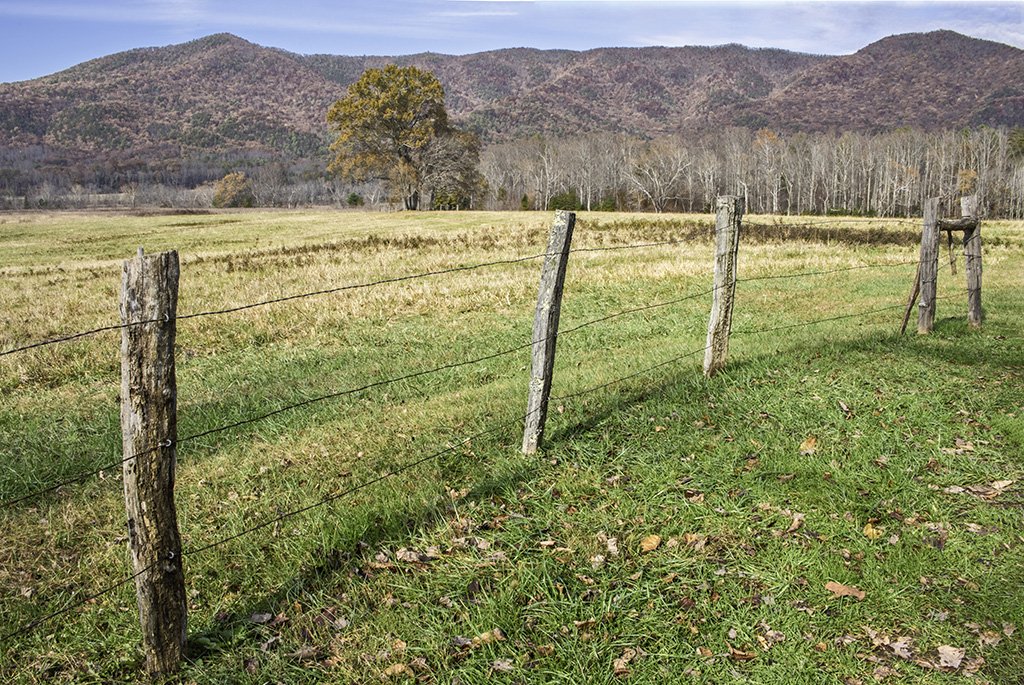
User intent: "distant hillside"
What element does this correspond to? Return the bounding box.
[731,30,1024,131]
[301,44,823,138]
[0,30,1022,183]
[0,34,341,162]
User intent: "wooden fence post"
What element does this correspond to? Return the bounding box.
[916,197,940,334]
[961,195,983,328]
[522,211,575,455]
[120,248,187,678]
[703,195,744,377]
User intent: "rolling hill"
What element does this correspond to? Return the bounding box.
[0,30,1022,178]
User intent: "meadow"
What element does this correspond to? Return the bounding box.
[0,208,1022,683]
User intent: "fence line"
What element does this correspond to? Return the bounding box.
[1,255,933,509]
[2,335,719,643]
[0,254,938,510]
[1,202,989,676]
[0,282,719,508]
[2,281,947,643]
[0,239,698,358]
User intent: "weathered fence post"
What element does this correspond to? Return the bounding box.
[120,248,186,678]
[522,211,575,455]
[961,195,983,328]
[916,197,940,334]
[703,195,744,377]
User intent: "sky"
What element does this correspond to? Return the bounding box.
[0,0,1022,83]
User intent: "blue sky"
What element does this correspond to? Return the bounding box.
[0,0,1021,83]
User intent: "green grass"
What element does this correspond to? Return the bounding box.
[0,209,1021,683]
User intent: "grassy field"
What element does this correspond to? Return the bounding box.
[0,208,1022,684]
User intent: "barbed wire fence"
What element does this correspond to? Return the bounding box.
[0,196,983,678]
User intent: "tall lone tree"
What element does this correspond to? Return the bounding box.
[327,65,477,210]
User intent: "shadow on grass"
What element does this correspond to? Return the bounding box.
[184,443,537,663]
[22,308,1021,675]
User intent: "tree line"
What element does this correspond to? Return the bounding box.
[480,127,1024,218]
[3,62,1024,218]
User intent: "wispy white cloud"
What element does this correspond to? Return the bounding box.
[0,1,447,40]
[433,10,520,17]
[941,20,1024,48]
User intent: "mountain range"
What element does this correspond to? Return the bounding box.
[1,30,1022,173]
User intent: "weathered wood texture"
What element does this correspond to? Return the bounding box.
[938,218,980,231]
[900,263,922,336]
[916,198,940,335]
[961,196,983,327]
[120,249,187,678]
[522,211,575,455]
[703,196,744,377]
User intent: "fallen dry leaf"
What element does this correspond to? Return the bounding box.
[889,637,913,660]
[825,581,866,600]
[937,645,965,670]
[863,522,883,540]
[382,663,412,678]
[962,656,985,676]
[491,658,515,673]
[613,647,638,676]
[472,628,506,648]
[799,436,818,455]
[728,644,757,661]
[683,533,707,550]
[978,631,1002,648]
[872,665,898,680]
[697,646,714,657]
[640,534,662,553]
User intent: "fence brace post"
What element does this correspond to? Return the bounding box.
[120,248,187,678]
[703,195,744,377]
[962,195,983,328]
[917,197,940,334]
[522,210,575,455]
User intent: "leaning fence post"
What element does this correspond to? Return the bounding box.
[917,197,940,334]
[120,248,187,678]
[961,195,983,328]
[703,195,744,377]
[522,210,575,455]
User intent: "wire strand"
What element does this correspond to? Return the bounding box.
[1,287,965,641]
[1,283,715,508]
[0,561,156,643]
[185,338,718,557]
[0,253,948,507]
[0,239,697,358]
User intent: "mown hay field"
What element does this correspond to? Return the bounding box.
[1,209,1022,683]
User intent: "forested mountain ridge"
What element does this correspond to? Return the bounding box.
[1,29,1022,193]
[0,34,339,158]
[303,43,824,138]
[732,30,1024,131]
